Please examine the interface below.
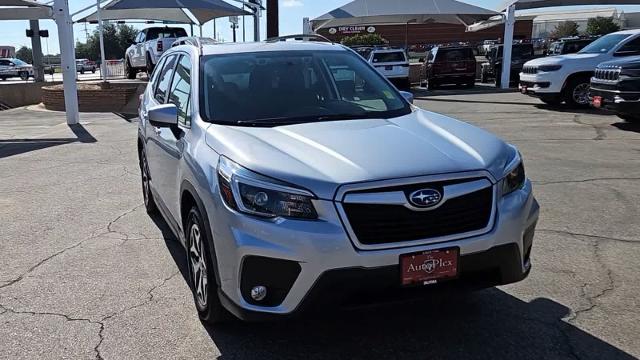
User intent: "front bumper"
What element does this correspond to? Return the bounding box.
[590,86,640,114]
[211,179,539,318]
[519,72,563,95]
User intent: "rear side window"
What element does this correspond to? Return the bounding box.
[618,37,640,53]
[372,52,406,63]
[168,55,192,127]
[154,55,178,103]
[443,49,472,61]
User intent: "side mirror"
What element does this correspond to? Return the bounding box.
[399,91,414,104]
[148,104,178,128]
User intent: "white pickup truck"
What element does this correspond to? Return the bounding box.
[125,26,188,79]
[519,29,640,107]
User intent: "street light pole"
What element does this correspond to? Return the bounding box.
[501,4,516,90]
[96,0,107,81]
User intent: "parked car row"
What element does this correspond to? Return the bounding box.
[0,58,33,80]
[519,29,640,117]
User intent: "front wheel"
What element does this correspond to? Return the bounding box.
[564,77,591,108]
[185,207,234,324]
[19,71,29,81]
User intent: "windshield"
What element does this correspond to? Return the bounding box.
[579,34,631,54]
[12,59,28,66]
[201,50,411,126]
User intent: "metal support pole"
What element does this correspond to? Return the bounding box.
[500,4,515,90]
[96,0,107,81]
[213,19,216,40]
[53,0,79,124]
[266,0,278,38]
[29,20,45,82]
[254,6,261,41]
[199,25,203,37]
[242,12,246,42]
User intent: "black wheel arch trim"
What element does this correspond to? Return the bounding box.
[180,180,223,288]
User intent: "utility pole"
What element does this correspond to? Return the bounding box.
[29,20,45,82]
[96,0,107,81]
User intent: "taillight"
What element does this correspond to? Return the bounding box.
[157,40,163,52]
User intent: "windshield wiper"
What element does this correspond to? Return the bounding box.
[236,113,370,126]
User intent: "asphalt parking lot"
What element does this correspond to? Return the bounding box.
[1,91,639,359]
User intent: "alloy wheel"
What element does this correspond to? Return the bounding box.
[141,154,150,207]
[189,223,208,309]
[572,83,590,105]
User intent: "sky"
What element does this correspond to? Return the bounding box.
[2,0,640,55]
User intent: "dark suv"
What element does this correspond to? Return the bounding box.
[480,43,535,86]
[546,38,593,56]
[590,56,640,123]
[420,46,476,89]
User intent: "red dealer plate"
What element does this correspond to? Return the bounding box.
[520,85,528,94]
[400,248,459,286]
[593,96,602,108]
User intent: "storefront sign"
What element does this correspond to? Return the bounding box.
[328,26,376,35]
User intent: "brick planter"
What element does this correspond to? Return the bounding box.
[42,82,138,112]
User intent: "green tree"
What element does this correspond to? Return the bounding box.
[15,46,33,63]
[341,34,388,47]
[586,17,620,36]
[75,24,138,61]
[550,21,579,39]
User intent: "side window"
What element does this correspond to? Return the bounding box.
[429,48,438,63]
[149,57,167,91]
[154,55,177,103]
[139,31,146,43]
[168,55,192,127]
[618,37,640,54]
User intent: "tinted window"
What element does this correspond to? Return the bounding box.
[147,28,188,40]
[443,49,472,61]
[168,55,192,127]
[580,34,632,54]
[201,50,410,125]
[0,60,11,66]
[154,55,177,103]
[618,37,640,53]
[372,52,406,63]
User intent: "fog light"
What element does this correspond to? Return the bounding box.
[250,286,267,301]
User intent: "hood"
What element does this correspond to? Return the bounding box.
[525,53,604,67]
[205,109,514,199]
[597,55,640,70]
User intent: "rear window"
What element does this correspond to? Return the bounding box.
[372,51,406,63]
[441,48,473,61]
[146,28,188,40]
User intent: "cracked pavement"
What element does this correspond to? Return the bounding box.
[1,92,639,359]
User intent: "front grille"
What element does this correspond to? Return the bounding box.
[342,183,494,245]
[522,66,538,75]
[594,68,620,81]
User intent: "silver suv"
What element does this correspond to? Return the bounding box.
[138,36,539,323]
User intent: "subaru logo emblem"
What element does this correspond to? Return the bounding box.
[408,189,442,208]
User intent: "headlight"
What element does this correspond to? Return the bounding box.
[501,148,526,196]
[538,64,562,72]
[217,157,318,220]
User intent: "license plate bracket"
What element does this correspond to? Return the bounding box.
[400,247,460,287]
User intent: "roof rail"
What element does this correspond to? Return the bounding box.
[265,34,332,43]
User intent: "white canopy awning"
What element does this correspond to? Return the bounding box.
[102,0,250,24]
[77,8,197,24]
[312,0,498,29]
[0,0,52,20]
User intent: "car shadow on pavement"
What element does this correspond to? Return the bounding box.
[0,124,97,159]
[150,215,634,360]
[612,121,640,134]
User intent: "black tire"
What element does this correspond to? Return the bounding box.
[146,53,155,75]
[617,113,640,123]
[19,71,29,81]
[91,68,96,74]
[125,58,137,80]
[185,207,234,324]
[563,76,591,108]
[425,77,439,90]
[494,72,502,87]
[140,150,158,215]
[80,69,85,74]
[480,71,488,83]
[464,78,475,88]
[0,76,5,81]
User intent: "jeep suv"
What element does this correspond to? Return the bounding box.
[138,37,539,323]
[520,29,640,107]
[421,46,476,89]
[480,43,535,86]
[590,56,640,123]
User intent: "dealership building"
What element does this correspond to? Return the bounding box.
[315,21,534,49]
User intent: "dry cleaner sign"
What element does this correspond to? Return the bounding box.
[328,26,376,35]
